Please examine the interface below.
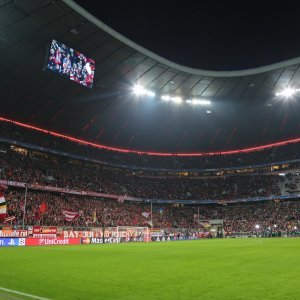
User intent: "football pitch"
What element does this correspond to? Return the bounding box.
[1,238,300,300]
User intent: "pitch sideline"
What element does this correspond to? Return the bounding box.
[0,287,50,300]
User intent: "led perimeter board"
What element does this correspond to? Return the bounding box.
[45,39,95,88]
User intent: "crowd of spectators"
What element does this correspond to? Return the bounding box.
[0,143,283,201]
[0,120,299,234]
[4,188,196,228]
[0,120,299,170]
[2,188,300,235]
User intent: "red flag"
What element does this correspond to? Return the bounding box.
[39,202,47,214]
[0,184,8,191]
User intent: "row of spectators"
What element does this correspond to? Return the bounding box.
[0,144,282,201]
[0,120,299,170]
[3,188,300,234]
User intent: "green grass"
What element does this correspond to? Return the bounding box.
[1,238,300,299]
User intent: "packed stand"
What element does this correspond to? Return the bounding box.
[2,188,300,235]
[3,188,197,228]
[0,143,282,201]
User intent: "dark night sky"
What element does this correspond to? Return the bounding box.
[74,1,300,71]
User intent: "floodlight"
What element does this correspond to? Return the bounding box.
[132,84,155,97]
[132,84,145,95]
[255,224,260,229]
[146,90,155,97]
[186,98,211,105]
[171,96,182,104]
[161,95,171,101]
[275,87,300,98]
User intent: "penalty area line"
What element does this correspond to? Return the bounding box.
[0,287,50,300]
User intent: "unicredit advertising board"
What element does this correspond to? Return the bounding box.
[25,238,81,246]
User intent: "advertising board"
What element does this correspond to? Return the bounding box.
[25,238,80,246]
[0,238,26,247]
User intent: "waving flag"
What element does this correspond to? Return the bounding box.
[4,215,16,223]
[92,210,97,223]
[142,212,150,218]
[0,191,7,218]
[0,184,8,190]
[62,210,79,222]
[117,194,127,203]
[39,202,47,214]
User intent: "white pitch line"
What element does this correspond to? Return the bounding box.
[0,287,50,300]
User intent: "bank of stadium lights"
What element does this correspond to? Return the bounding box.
[132,84,155,97]
[275,87,300,99]
[132,85,212,106]
[162,95,211,106]
[161,95,183,104]
[186,99,211,106]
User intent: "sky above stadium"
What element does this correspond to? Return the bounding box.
[74,1,300,71]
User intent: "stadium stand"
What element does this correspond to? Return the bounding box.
[0,125,300,236]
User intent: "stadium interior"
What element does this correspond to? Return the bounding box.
[1,1,300,299]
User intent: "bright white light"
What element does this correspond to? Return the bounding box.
[255,224,260,229]
[275,87,300,98]
[186,98,211,106]
[147,90,155,97]
[278,173,285,176]
[161,95,171,101]
[274,224,277,228]
[171,96,182,104]
[294,226,297,230]
[132,84,155,97]
[206,110,212,114]
[132,84,144,95]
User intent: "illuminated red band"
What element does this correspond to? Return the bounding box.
[0,116,299,157]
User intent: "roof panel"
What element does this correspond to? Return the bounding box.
[0,0,299,154]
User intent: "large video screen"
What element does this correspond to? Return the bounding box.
[46,39,95,88]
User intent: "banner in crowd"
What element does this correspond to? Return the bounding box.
[62,230,101,238]
[0,185,8,218]
[0,230,28,237]
[33,226,57,234]
[25,238,81,246]
[0,238,26,247]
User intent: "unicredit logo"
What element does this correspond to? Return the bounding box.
[39,239,69,245]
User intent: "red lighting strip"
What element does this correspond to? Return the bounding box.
[0,116,299,157]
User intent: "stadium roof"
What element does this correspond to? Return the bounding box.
[0,0,300,154]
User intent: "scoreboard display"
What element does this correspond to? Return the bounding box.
[46,39,95,88]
